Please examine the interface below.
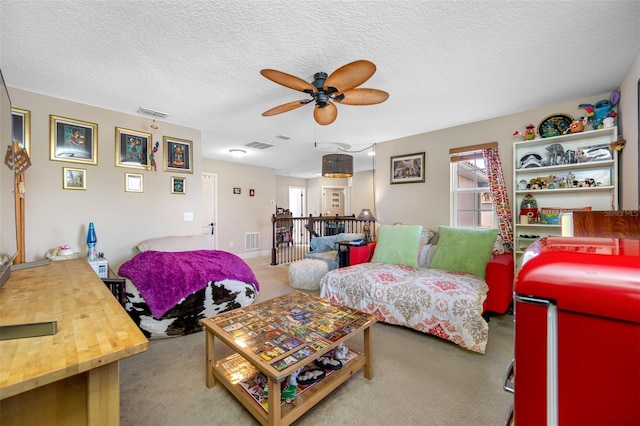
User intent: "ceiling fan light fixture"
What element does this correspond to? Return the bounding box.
[322,153,353,178]
[229,149,247,158]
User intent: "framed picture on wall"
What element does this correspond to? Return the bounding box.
[50,115,98,165]
[171,176,186,194]
[11,108,31,157]
[115,127,151,169]
[62,167,86,190]
[125,173,144,193]
[163,136,193,174]
[390,152,425,184]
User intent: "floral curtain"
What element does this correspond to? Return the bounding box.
[483,147,513,252]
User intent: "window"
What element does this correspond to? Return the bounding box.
[450,144,497,228]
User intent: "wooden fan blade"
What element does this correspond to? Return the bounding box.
[260,69,316,93]
[314,102,338,125]
[336,88,389,105]
[325,60,376,92]
[262,99,312,116]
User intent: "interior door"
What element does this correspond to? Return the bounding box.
[201,173,218,249]
[288,186,305,244]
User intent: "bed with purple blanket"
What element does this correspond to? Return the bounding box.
[118,248,259,339]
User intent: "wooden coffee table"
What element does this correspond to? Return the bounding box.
[201,291,377,426]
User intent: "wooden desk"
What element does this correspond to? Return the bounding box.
[0,259,148,425]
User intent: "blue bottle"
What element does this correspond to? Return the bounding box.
[87,222,98,261]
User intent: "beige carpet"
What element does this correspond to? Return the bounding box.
[120,256,514,425]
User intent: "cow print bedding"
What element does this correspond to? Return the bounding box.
[126,279,257,339]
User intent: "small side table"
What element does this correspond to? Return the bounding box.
[102,267,126,308]
[336,241,351,268]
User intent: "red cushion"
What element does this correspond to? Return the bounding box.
[483,253,514,314]
[349,242,377,266]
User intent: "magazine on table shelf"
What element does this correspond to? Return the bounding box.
[221,348,357,413]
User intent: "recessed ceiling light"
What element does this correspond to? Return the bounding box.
[229,149,247,158]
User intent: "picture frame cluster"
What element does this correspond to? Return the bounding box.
[11,109,193,194]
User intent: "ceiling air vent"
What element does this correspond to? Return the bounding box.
[137,107,170,118]
[245,141,274,150]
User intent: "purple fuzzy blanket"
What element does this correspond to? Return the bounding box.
[118,250,259,319]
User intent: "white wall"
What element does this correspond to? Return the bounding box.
[10,83,638,271]
[374,91,633,232]
[201,159,276,257]
[618,50,639,210]
[10,88,202,269]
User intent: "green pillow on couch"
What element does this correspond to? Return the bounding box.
[430,226,499,278]
[371,224,423,268]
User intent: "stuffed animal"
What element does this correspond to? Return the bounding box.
[579,90,619,130]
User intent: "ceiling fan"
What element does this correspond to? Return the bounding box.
[260,60,389,125]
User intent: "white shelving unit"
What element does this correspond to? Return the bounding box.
[513,127,619,269]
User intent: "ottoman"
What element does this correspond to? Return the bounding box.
[288,259,329,291]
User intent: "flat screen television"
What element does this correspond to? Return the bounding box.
[0,68,18,287]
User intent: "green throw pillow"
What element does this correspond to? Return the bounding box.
[430,226,499,278]
[371,224,423,268]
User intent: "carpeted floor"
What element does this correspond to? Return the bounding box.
[120,256,514,425]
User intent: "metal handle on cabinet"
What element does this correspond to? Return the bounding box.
[504,403,514,426]
[503,358,515,394]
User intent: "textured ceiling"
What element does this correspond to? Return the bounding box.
[1,1,639,178]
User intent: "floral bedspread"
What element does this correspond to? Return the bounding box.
[319,262,489,353]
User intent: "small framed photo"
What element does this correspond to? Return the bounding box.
[163,136,193,174]
[171,176,186,194]
[62,167,86,190]
[390,152,425,184]
[115,127,151,169]
[50,115,98,165]
[233,187,241,195]
[12,108,31,157]
[125,173,144,193]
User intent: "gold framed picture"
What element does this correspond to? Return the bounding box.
[125,173,143,193]
[50,115,98,165]
[62,167,86,190]
[171,176,186,194]
[12,107,31,157]
[163,136,193,174]
[115,127,151,169]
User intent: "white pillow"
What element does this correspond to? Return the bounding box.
[137,235,212,252]
[419,243,437,267]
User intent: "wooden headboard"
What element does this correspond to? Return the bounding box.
[572,211,640,238]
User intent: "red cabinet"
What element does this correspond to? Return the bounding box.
[508,237,640,425]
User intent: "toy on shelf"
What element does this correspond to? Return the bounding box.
[578,90,619,130]
[520,193,539,223]
[513,123,537,141]
[568,117,588,133]
[545,143,565,166]
[334,344,348,360]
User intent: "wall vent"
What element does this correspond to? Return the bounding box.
[137,107,170,118]
[245,232,260,250]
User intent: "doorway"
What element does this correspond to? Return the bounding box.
[288,186,305,244]
[201,173,218,249]
[322,186,347,216]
